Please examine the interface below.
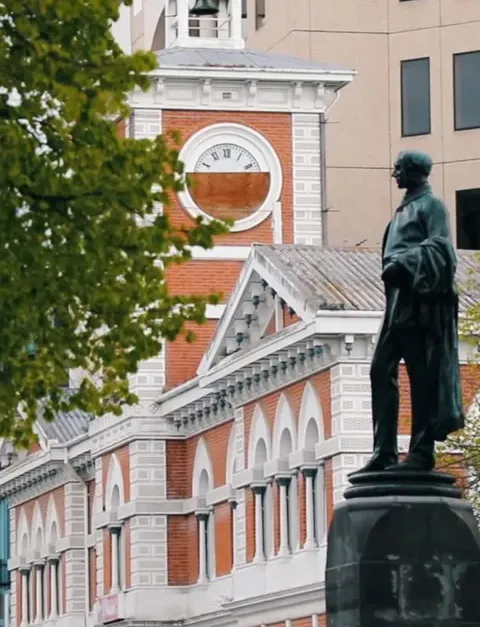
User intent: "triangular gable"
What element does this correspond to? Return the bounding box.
[197,245,318,375]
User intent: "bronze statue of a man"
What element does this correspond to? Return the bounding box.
[358,151,465,473]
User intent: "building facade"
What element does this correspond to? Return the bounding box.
[0,246,479,627]
[1,4,479,627]
[124,0,480,250]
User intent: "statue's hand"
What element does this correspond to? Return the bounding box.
[382,261,410,289]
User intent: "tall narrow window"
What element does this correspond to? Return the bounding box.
[456,188,480,249]
[401,57,431,137]
[255,0,266,29]
[454,51,480,131]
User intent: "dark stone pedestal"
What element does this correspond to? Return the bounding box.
[325,470,480,626]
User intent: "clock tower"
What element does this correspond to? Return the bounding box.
[125,0,355,394]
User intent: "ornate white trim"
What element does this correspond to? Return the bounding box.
[272,394,297,460]
[177,123,283,232]
[192,439,214,497]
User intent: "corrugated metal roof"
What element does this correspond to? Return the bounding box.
[255,245,480,313]
[155,47,351,73]
[37,406,91,444]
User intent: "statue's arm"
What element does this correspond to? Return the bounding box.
[420,197,452,240]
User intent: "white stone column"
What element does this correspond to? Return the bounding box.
[196,512,209,584]
[304,468,317,549]
[109,525,121,593]
[252,485,265,563]
[278,478,291,556]
[20,567,30,627]
[229,0,242,42]
[48,556,60,619]
[177,0,189,42]
[33,562,44,623]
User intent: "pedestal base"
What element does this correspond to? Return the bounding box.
[326,471,480,626]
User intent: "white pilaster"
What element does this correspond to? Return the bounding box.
[110,527,120,593]
[129,440,167,587]
[34,564,42,623]
[196,514,208,584]
[94,458,104,599]
[20,568,29,627]
[9,508,17,627]
[304,470,317,550]
[64,482,86,614]
[48,557,59,620]
[253,488,265,563]
[278,481,290,557]
[234,408,247,566]
[292,114,322,245]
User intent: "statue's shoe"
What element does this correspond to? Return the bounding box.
[348,454,398,478]
[385,457,435,472]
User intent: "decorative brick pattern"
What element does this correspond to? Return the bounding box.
[94,458,104,598]
[128,108,165,398]
[64,549,86,613]
[292,114,322,245]
[64,483,86,613]
[9,507,16,627]
[330,363,372,438]
[129,440,168,587]
[130,515,167,587]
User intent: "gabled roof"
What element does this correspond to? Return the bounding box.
[258,245,480,312]
[199,244,480,374]
[155,47,351,77]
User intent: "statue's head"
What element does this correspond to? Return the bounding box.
[392,150,433,190]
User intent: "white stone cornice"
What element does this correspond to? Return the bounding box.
[129,67,354,115]
[0,446,65,488]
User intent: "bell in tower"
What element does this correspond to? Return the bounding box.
[190,0,219,16]
[164,0,244,50]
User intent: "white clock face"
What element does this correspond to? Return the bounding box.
[194,143,261,173]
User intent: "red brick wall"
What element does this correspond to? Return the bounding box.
[165,319,218,389]
[167,514,199,586]
[103,529,112,595]
[214,502,233,576]
[399,363,480,435]
[88,548,97,610]
[245,488,255,563]
[163,110,294,246]
[166,420,234,499]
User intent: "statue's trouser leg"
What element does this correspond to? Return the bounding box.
[370,324,401,458]
[401,328,435,466]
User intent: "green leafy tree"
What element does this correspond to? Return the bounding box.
[0,0,227,446]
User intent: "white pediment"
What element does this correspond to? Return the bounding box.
[197,245,318,375]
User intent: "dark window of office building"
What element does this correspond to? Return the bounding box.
[454,51,480,130]
[456,188,480,249]
[401,57,431,137]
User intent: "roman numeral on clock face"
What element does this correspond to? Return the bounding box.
[194,144,261,173]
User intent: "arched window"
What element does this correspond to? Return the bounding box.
[193,440,215,582]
